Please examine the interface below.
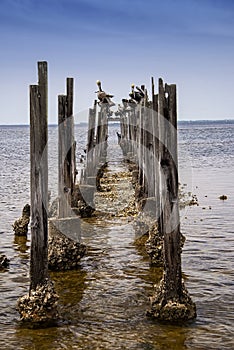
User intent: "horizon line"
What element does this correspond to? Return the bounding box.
[1,118,234,127]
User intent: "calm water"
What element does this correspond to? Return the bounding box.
[0,121,233,349]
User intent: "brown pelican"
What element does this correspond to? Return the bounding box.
[95,80,115,107]
[129,83,145,103]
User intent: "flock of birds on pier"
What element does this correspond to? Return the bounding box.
[79,80,146,164]
[95,80,146,117]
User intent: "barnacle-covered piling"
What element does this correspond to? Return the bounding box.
[12,204,30,236]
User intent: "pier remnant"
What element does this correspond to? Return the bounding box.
[29,61,49,291]
[48,77,86,270]
[17,61,58,324]
[15,61,196,324]
[58,78,76,218]
[148,80,196,321]
[117,77,196,321]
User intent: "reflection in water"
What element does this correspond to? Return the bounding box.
[13,236,29,259]
[51,269,87,323]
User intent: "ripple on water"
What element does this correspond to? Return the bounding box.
[0,124,234,349]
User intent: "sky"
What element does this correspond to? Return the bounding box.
[0,0,234,124]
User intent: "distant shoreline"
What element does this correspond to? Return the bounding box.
[1,119,234,127]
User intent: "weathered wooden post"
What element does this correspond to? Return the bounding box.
[17,61,58,323]
[144,104,155,198]
[66,77,76,193]
[120,112,128,156]
[131,104,138,159]
[95,110,102,161]
[86,101,97,185]
[58,94,70,218]
[148,78,196,321]
[137,103,145,203]
[58,78,76,218]
[50,78,85,269]
[87,103,97,153]
[30,62,48,290]
[152,78,161,231]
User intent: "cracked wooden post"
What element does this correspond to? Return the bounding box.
[58,94,71,218]
[151,77,159,185]
[162,81,182,299]
[148,78,196,321]
[29,62,49,291]
[86,101,97,183]
[151,77,161,230]
[58,77,75,218]
[158,78,166,234]
[17,61,58,324]
[95,110,102,162]
[144,102,155,198]
[137,104,145,203]
[66,77,76,193]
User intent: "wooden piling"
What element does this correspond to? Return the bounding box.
[149,78,196,320]
[66,78,75,193]
[158,78,166,233]
[86,105,96,178]
[57,78,76,218]
[29,61,48,291]
[162,83,182,300]
[151,77,160,228]
[58,94,71,218]
[144,105,155,197]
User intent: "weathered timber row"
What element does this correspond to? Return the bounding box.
[117,77,196,320]
[16,61,196,324]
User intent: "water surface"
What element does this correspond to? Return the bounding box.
[0,121,233,349]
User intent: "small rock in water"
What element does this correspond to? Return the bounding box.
[0,254,10,269]
[12,204,30,236]
[219,195,227,200]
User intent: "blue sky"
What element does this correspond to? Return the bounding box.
[0,0,234,124]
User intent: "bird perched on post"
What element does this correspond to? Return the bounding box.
[95,80,115,107]
[129,84,145,103]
